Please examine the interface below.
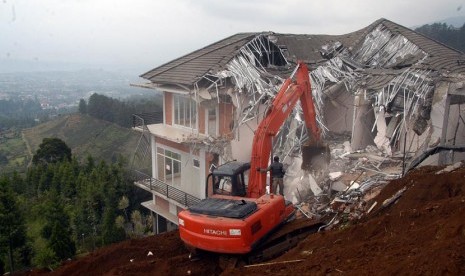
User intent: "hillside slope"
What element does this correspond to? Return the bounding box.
[22,114,141,164]
[22,163,465,275]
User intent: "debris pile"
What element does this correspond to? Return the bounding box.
[22,163,465,275]
[288,140,408,229]
[229,162,465,275]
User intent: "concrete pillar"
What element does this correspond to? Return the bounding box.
[199,148,206,199]
[153,213,158,234]
[151,135,157,178]
[351,92,375,150]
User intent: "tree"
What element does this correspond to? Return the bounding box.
[415,22,465,52]
[78,99,87,114]
[0,177,28,273]
[32,138,72,165]
[41,193,75,262]
[101,206,125,245]
[118,196,129,221]
[130,210,145,238]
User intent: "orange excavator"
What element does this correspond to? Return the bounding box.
[178,62,328,259]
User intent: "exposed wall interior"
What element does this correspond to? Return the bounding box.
[134,19,465,221]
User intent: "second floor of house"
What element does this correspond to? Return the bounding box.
[136,91,236,145]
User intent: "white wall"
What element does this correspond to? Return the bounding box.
[324,90,355,133]
[230,105,264,162]
[179,152,204,198]
[230,121,258,162]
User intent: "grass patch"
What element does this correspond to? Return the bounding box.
[22,114,140,164]
[0,131,29,174]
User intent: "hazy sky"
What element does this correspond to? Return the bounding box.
[1,0,464,72]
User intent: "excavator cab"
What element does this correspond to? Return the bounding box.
[208,161,250,197]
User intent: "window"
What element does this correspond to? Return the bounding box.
[174,95,197,130]
[157,147,181,186]
[213,176,232,195]
[207,107,217,136]
[193,158,200,168]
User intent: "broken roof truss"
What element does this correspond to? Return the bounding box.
[187,23,450,165]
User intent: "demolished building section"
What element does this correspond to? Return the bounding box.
[136,18,465,227]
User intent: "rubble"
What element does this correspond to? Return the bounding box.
[290,138,404,229]
[435,161,463,174]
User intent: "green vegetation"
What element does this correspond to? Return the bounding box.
[32,138,72,165]
[81,93,162,128]
[0,139,152,272]
[0,114,142,175]
[0,91,160,272]
[1,92,162,175]
[0,130,30,174]
[415,22,465,52]
[0,176,30,273]
[0,98,43,129]
[22,114,141,167]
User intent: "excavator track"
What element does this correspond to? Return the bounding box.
[245,218,325,264]
[189,218,325,269]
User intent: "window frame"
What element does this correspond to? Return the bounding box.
[173,94,198,130]
[156,146,182,186]
[206,106,218,137]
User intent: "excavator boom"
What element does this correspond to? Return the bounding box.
[178,62,325,256]
[247,62,321,198]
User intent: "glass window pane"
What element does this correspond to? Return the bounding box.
[173,160,180,174]
[192,102,197,128]
[208,107,216,136]
[157,154,165,181]
[180,100,185,126]
[174,96,178,125]
[165,157,172,177]
[173,95,198,129]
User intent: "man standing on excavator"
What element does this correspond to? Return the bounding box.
[262,156,286,196]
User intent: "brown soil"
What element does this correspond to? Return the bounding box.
[21,164,465,276]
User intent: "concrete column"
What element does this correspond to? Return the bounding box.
[151,135,157,178]
[199,148,206,199]
[154,213,158,234]
[351,91,375,150]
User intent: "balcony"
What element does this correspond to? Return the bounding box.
[132,112,208,144]
[132,112,163,129]
[133,170,201,208]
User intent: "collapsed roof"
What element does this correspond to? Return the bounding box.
[136,18,465,215]
[140,18,465,162]
[141,18,465,89]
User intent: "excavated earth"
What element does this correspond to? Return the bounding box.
[23,164,465,275]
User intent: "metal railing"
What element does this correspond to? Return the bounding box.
[131,111,201,208]
[133,170,201,207]
[132,112,163,128]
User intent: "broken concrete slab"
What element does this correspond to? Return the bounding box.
[329,171,343,180]
[331,181,347,192]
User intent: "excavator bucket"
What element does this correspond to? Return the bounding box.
[301,142,330,171]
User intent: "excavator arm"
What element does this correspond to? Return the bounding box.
[247,62,321,198]
[178,62,328,256]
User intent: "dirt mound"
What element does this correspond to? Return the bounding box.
[230,164,465,275]
[21,164,465,275]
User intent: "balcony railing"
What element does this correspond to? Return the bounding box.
[132,112,163,128]
[133,170,201,208]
